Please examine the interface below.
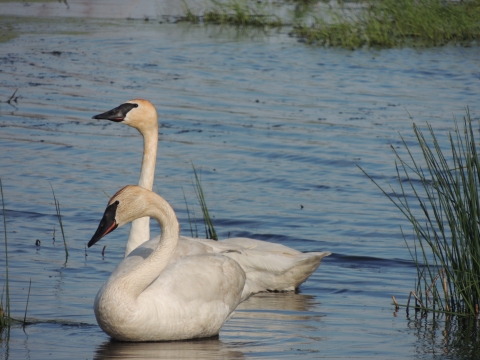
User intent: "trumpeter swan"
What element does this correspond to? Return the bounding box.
[93,99,330,292]
[88,185,247,342]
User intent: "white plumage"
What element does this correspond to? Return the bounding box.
[92,99,330,294]
[89,185,246,342]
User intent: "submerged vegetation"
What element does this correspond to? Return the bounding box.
[362,109,480,316]
[182,0,480,48]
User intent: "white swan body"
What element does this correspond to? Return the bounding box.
[93,100,330,293]
[88,185,246,342]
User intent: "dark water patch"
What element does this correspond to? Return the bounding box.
[0,208,53,220]
[330,253,415,269]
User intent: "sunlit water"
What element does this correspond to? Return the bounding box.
[1,16,480,359]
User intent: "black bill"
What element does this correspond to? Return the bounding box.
[88,201,119,247]
[92,103,138,122]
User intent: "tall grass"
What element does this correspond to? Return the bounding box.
[293,0,480,48]
[361,109,480,316]
[192,164,218,240]
[0,179,11,330]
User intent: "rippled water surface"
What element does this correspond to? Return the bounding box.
[1,16,480,359]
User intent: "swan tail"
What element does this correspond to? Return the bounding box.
[283,251,331,291]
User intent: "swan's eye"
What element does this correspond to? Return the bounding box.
[133,104,138,108]
[114,200,120,205]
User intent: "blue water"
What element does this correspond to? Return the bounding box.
[1,17,480,359]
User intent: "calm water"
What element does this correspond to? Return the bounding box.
[1,16,480,359]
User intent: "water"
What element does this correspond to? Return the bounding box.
[1,15,480,359]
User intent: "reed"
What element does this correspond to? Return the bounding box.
[361,109,480,316]
[0,179,11,330]
[50,183,68,260]
[292,0,480,48]
[192,164,218,240]
[22,279,31,331]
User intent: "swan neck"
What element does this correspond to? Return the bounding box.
[117,193,179,299]
[138,125,158,191]
[125,123,158,256]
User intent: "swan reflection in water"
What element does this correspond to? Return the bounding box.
[93,291,324,360]
[94,337,245,360]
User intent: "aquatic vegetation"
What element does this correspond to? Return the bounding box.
[0,179,11,331]
[182,185,199,238]
[182,0,480,48]
[22,279,31,331]
[192,164,218,240]
[182,0,283,27]
[180,164,217,240]
[292,0,480,48]
[50,183,68,260]
[362,109,480,316]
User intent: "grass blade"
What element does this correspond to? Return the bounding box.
[192,163,218,240]
[50,183,68,260]
[181,185,198,238]
[0,179,10,328]
[22,279,31,332]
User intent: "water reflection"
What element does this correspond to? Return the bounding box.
[94,337,244,360]
[238,291,319,312]
[92,292,322,360]
[406,313,480,358]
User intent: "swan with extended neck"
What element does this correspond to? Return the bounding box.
[93,99,330,293]
[88,185,246,342]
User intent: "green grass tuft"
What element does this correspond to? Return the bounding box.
[192,163,218,240]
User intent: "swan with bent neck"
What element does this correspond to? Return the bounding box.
[93,99,331,293]
[88,185,246,342]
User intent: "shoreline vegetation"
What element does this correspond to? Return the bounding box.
[182,0,480,48]
[362,109,480,317]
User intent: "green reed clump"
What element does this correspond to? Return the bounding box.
[192,164,218,240]
[182,0,283,27]
[293,0,480,48]
[362,109,480,316]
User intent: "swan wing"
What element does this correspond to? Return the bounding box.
[134,254,246,341]
[182,236,331,291]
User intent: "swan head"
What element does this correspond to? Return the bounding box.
[88,185,150,248]
[92,99,158,132]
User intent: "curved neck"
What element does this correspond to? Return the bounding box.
[117,192,179,300]
[138,125,158,191]
[125,124,159,256]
